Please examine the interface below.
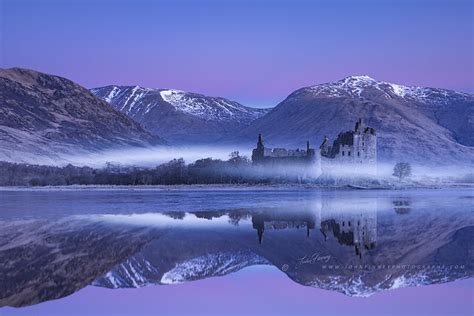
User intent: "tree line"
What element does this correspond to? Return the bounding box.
[2,152,445,187]
[0,152,302,186]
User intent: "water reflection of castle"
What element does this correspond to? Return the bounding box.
[252,213,316,244]
[251,199,378,258]
[320,214,377,258]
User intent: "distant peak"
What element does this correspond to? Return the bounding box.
[299,75,382,98]
[341,75,377,82]
[159,88,185,95]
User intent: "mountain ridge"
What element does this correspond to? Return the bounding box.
[239,75,474,165]
[91,85,270,144]
[1,68,472,166]
[0,68,164,163]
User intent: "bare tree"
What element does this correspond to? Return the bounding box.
[228,151,250,165]
[393,162,412,181]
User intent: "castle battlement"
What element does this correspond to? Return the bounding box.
[251,134,316,164]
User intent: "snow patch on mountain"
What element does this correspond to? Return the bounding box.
[104,86,120,103]
[121,86,148,114]
[159,89,184,102]
[308,275,386,298]
[93,251,269,289]
[304,75,385,98]
[93,257,159,289]
[307,266,466,298]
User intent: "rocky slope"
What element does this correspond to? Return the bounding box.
[0,68,163,163]
[91,85,269,143]
[240,76,474,165]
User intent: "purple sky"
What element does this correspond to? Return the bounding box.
[4,266,473,316]
[1,0,473,107]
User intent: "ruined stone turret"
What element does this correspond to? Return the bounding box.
[319,118,377,175]
[251,133,265,162]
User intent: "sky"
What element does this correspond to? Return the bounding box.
[1,0,473,108]
[3,266,473,316]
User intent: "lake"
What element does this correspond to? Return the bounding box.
[0,187,473,316]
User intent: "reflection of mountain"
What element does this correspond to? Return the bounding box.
[0,218,153,307]
[95,249,269,288]
[91,196,474,298]
[92,203,471,298]
[0,192,473,307]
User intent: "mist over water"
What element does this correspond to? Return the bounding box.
[63,145,252,168]
[59,145,473,183]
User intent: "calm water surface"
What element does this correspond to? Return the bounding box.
[0,187,472,315]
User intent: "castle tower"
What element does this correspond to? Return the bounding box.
[257,133,264,149]
[252,215,265,244]
[252,133,265,163]
[355,118,365,133]
[318,119,377,176]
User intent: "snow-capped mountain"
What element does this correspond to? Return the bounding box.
[91,218,472,298]
[0,68,163,163]
[240,75,474,165]
[91,85,270,143]
[295,75,471,104]
[94,250,269,288]
[2,193,472,307]
[91,200,473,298]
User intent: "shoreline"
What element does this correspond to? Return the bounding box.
[0,183,472,191]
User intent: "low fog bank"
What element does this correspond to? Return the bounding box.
[64,145,471,174]
[0,144,472,187]
[61,145,252,168]
[321,162,473,184]
[63,144,472,183]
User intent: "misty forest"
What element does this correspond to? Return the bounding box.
[1,153,472,187]
[0,153,316,186]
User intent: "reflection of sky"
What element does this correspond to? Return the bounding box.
[91,212,249,228]
[0,188,472,315]
[1,0,473,108]
[3,266,473,316]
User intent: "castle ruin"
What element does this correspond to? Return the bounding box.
[319,118,377,165]
[251,134,316,164]
[251,118,377,175]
